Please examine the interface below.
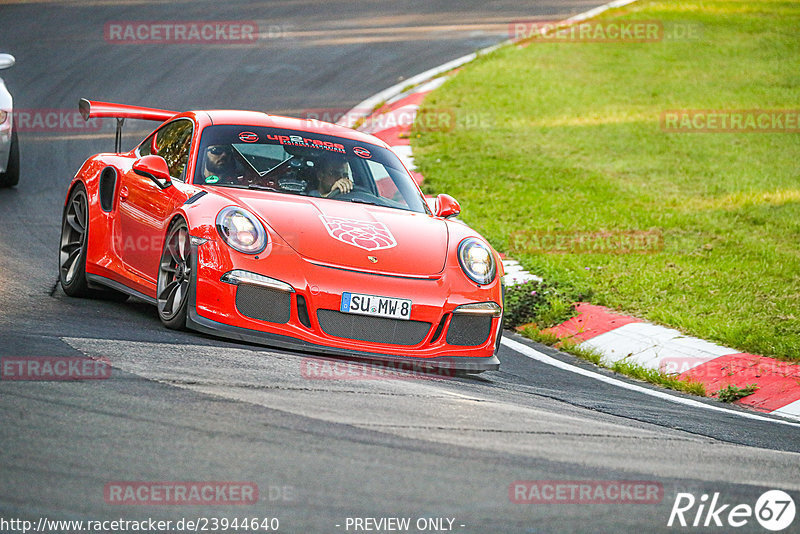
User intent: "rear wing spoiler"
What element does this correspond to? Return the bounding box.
[78,98,177,152]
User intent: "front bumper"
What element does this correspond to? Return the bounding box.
[186,241,502,372]
[186,307,500,372]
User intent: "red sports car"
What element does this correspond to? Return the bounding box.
[59,99,503,372]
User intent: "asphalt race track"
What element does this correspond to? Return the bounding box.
[0,1,798,533]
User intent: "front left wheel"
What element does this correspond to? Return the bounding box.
[59,183,128,301]
[157,219,192,329]
[59,184,91,296]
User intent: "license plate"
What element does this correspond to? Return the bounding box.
[340,292,412,320]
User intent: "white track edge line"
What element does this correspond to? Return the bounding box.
[337,52,481,127]
[501,337,800,427]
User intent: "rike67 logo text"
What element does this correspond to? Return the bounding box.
[668,490,795,531]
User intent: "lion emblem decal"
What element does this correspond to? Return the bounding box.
[319,216,397,252]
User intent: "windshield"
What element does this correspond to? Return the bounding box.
[193,125,429,214]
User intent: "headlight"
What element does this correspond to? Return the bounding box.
[0,111,7,125]
[457,238,496,285]
[216,207,267,254]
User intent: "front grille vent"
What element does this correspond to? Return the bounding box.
[317,310,430,346]
[446,314,492,346]
[235,284,291,324]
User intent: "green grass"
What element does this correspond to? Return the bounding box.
[607,359,707,397]
[413,0,800,361]
[715,383,759,402]
[501,278,580,330]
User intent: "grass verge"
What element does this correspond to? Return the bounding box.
[715,384,759,402]
[412,0,800,361]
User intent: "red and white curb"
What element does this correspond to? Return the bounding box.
[501,259,543,286]
[338,0,800,424]
[546,304,800,420]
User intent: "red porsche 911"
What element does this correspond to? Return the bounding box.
[59,99,503,372]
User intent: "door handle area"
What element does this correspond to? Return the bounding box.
[120,186,129,201]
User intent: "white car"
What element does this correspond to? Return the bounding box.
[0,53,18,188]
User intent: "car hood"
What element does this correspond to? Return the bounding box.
[222,191,449,276]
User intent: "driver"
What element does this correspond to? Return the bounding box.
[202,144,245,185]
[313,155,353,197]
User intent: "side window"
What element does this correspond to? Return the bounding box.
[137,133,154,157]
[136,120,193,179]
[367,160,402,203]
[154,120,193,180]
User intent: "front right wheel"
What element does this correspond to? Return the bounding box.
[157,219,192,329]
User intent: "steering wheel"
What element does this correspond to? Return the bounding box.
[327,185,378,201]
[254,160,310,192]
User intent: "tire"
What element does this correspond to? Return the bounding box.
[0,130,19,188]
[58,183,128,301]
[59,183,91,297]
[157,218,192,329]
